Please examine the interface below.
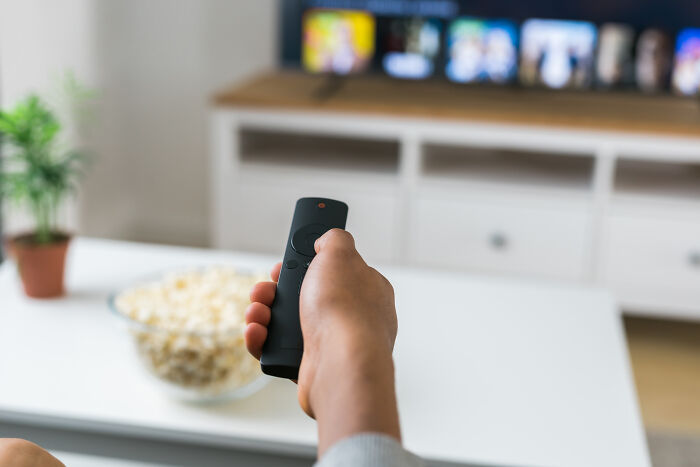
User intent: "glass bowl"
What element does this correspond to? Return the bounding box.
[108,267,268,403]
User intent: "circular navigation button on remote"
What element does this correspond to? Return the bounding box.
[306,232,321,245]
[291,223,328,257]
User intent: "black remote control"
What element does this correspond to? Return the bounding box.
[260,197,348,379]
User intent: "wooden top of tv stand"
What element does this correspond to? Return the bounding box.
[214,71,700,138]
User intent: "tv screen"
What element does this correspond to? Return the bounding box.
[445,18,518,84]
[519,19,597,89]
[302,9,376,74]
[672,28,700,95]
[379,17,442,80]
[280,0,700,95]
[596,24,635,87]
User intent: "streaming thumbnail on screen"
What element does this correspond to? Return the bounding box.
[635,28,673,93]
[520,19,597,89]
[445,18,518,84]
[380,18,442,80]
[672,28,700,96]
[302,9,376,74]
[596,23,635,87]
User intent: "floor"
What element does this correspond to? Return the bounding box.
[625,316,700,467]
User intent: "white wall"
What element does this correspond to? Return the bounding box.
[0,0,97,104]
[0,0,277,246]
[0,0,98,233]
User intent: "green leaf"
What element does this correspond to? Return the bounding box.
[0,90,91,238]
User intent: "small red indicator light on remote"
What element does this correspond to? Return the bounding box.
[317,202,326,208]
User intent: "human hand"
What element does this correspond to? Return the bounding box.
[0,439,65,467]
[245,229,400,455]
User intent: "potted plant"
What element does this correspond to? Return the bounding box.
[0,95,87,298]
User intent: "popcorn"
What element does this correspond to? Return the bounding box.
[114,267,268,397]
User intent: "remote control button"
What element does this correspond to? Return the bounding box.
[285,259,299,269]
[291,223,328,257]
[306,232,321,245]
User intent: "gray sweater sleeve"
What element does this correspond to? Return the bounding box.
[314,433,425,467]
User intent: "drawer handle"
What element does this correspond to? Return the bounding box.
[489,232,508,251]
[688,252,700,268]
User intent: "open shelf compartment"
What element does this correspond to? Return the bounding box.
[614,158,700,202]
[420,143,595,194]
[238,127,400,175]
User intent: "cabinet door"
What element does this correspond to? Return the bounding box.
[218,175,400,264]
[408,195,592,280]
[603,213,700,315]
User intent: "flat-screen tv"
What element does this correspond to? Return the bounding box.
[279,0,700,96]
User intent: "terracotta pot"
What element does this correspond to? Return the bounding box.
[7,233,71,298]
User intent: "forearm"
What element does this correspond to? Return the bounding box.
[310,330,401,457]
[0,439,65,467]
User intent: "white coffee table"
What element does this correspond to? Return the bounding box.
[0,238,649,466]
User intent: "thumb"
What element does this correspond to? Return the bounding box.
[314,228,355,255]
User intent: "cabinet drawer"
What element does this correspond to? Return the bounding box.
[408,197,591,279]
[603,214,700,311]
[218,177,399,263]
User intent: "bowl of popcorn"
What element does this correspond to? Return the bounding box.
[109,266,269,402]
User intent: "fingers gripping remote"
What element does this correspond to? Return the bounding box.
[260,197,348,379]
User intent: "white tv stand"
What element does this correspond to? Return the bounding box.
[211,72,700,320]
